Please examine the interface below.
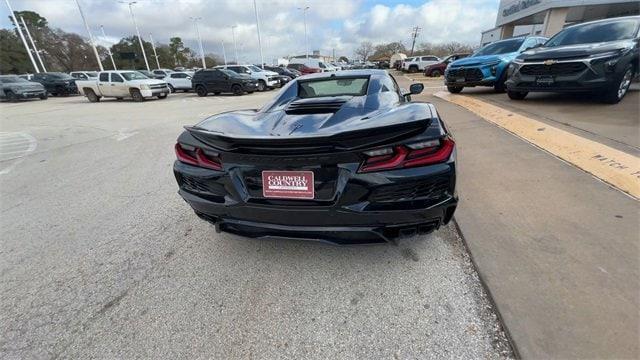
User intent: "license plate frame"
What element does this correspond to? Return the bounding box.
[535,75,555,86]
[262,170,314,199]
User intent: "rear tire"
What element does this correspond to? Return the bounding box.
[39,93,48,100]
[232,84,243,96]
[85,89,100,102]
[431,69,442,77]
[447,86,463,94]
[601,64,634,104]
[408,66,418,73]
[5,90,16,102]
[507,90,528,100]
[167,84,175,93]
[130,89,144,102]
[195,85,208,97]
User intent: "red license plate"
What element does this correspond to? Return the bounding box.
[262,170,314,199]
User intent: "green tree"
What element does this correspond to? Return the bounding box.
[0,29,33,73]
[168,37,190,66]
[372,42,406,59]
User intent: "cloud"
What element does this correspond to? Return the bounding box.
[0,0,498,63]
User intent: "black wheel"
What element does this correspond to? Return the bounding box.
[130,89,144,102]
[408,66,418,73]
[431,69,442,77]
[195,85,208,97]
[56,86,67,96]
[232,84,244,96]
[601,64,634,104]
[39,93,48,100]
[5,90,17,102]
[507,90,528,100]
[85,89,100,102]
[257,80,266,92]
[158,93,168,99]
[494,70,508,93]
[167,84,175,93]
[247,91,254,94]
[447,86,463,94]
[213,91,221,95]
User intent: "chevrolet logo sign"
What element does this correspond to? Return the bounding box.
[543,60,558,66]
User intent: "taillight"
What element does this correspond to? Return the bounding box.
[358,137,454,173]
[175,143,222,170]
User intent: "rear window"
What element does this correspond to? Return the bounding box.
[546,19,640,46]
[298,77,369,98]
[99,73,109,81]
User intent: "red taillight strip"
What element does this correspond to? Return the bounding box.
[358,138,455,173]
[175,143,222,170]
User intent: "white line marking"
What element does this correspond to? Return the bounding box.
[113,129,138,141]
[0,132,37,174]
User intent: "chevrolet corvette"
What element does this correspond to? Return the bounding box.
[173,70,457,244]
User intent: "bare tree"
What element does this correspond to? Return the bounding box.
[354,41,374,61]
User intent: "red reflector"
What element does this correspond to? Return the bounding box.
[175,143,222,170]
[359,138,455,173]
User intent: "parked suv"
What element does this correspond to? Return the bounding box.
[402,55,440,73]
[445,36,547,93]
[31,72,78,96]
[192,68,258,96]
[0,75,47,101]
[506,16,640,104]
[215,64,279,91]
[424,53,470,77]
[164,71,194,93]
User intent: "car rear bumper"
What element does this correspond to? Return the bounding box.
[174,161,458,244]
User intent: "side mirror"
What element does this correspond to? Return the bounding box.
[409,83,424,95]
[186,76,192,80]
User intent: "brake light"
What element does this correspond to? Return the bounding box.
[175,143,222,170]
[358,137,455,173]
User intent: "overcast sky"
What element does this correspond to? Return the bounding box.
[1,0,499,63]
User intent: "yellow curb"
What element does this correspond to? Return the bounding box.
[434,91,640,199]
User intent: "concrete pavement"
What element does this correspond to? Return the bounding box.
[401,74,640,358]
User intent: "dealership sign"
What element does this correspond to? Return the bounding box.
[502,0,541,17]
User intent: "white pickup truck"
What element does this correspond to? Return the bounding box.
[76,70,170,102]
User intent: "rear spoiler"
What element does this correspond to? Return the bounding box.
[185,118,432,154]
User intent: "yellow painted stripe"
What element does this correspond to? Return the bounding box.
[434,91,640,199]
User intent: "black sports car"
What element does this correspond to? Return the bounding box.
[173,70,457,244]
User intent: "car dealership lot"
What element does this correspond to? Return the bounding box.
[0,93,512,358]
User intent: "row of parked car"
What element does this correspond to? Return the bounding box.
[409,16,638,104]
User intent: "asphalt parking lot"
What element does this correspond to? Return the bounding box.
[0,92,512,358]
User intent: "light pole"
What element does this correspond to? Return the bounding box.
[190,17,206,69]
[253,0,264,68]
[149,33,160,69]
[231,25,238,64]
[100,25,117,70]
[5,0,39,72]
[298,6,309,59]
[221,40,227,66]
[20,16,46,72]
[120,1,150,71]
[75,0,103,71]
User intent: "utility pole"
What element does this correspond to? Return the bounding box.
[190,17,206,69]
[231,25,238,64]
[409,26,421,57]
[298,6,310,59]
[221,40,227,66]
[121,1,149,71]
[100,25,117,70]
[149,33,160,69]
[253,0,264,68]
[20,16,46,72]
[5,0,39,73]
[75,0,103,71]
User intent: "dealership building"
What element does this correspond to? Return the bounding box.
[481,0,640,46]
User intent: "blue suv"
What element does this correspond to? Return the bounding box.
[445,36,548,93]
